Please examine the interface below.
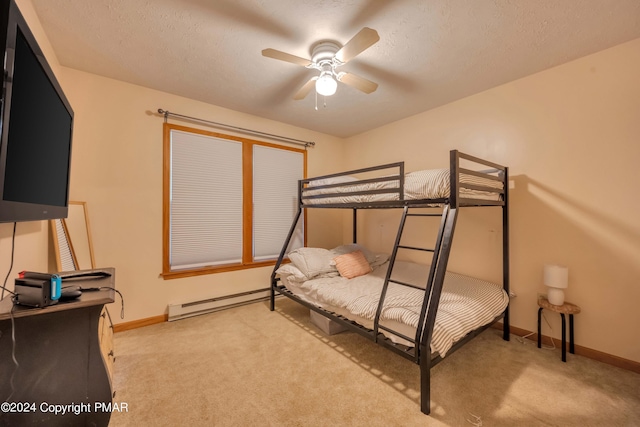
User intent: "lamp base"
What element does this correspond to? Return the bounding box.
[547,287,565,306]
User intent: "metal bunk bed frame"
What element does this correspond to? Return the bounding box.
[269,149,510,415]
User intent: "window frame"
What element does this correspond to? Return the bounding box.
[162,123,307,279]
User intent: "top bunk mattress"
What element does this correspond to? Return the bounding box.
[302,168,503,206]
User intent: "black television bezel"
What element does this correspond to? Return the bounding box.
[0,0,74,223]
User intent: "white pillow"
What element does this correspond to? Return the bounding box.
[370,252,390,269]
[276,263,339,282]
[287,247,337,280]
[275,264,308,282]
[330,244,377,264]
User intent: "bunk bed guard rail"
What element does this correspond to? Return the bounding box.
[450,150,506,208]
[300,162,405,208]
[299,151,507,209]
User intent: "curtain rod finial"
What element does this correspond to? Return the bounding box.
[158,109,169,122]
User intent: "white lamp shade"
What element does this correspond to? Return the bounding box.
[543,264,568,289]
[547,287,565,306]
[315,73,337,96]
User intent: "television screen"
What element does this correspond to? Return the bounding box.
[3,29,72,207]
[0,0,74,223]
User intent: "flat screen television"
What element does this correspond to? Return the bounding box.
[0,0,73,223]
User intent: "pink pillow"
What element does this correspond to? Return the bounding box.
[333,250,372,279]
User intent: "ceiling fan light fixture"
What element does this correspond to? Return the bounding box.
[315,72,337,96]
[262,27,380,101]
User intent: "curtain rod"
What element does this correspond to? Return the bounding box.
[157,109,315,148]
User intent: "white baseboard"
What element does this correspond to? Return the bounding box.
[167,288,270,322]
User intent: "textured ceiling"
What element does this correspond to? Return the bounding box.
[31,0,640,138]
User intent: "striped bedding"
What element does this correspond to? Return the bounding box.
[279,260,509,357]
[303,168,502,205]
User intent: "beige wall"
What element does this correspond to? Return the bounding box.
[56,69,345,322]
[2,1,346,324]
[344,38,640,363]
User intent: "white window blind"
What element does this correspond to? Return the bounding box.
[53,219,77,271]
[170,130,242,270]
[253,145,304,261]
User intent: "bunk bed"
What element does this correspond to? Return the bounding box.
[270,150,510,415]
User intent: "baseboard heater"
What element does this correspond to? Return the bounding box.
[168,288,272,322]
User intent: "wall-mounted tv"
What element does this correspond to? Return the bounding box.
[0,0,73,223]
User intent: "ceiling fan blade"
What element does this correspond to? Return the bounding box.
[262,48,312,67]
[293,77,317,100]
[335,27,380,64]
[337,72,378,94]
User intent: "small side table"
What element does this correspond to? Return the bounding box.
[537,297,581,362]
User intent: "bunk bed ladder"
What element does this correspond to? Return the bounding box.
[373,204,454,360]
[418,204,458,415]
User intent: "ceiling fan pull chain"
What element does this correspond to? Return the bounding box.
[315,90,318,111]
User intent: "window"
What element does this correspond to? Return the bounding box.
[162,124,306,278]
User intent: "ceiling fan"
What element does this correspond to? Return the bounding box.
[262,27,380,100]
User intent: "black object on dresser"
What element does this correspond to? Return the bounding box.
[0,268,115,426]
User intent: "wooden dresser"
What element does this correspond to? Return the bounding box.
[0,268,115,426]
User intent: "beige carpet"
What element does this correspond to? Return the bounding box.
[109,298,640,426]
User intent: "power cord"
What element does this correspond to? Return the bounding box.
[106,287,125,319]
[516,331,535,343]
[81,286,125,319]
[516,312,556,350]
[1,302,20,402]
[466,412,482,426]
[0,286,16,298]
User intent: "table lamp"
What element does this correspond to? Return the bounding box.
[544,264,568,306]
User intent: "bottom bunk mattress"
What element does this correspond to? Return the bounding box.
[277,259,509,357]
